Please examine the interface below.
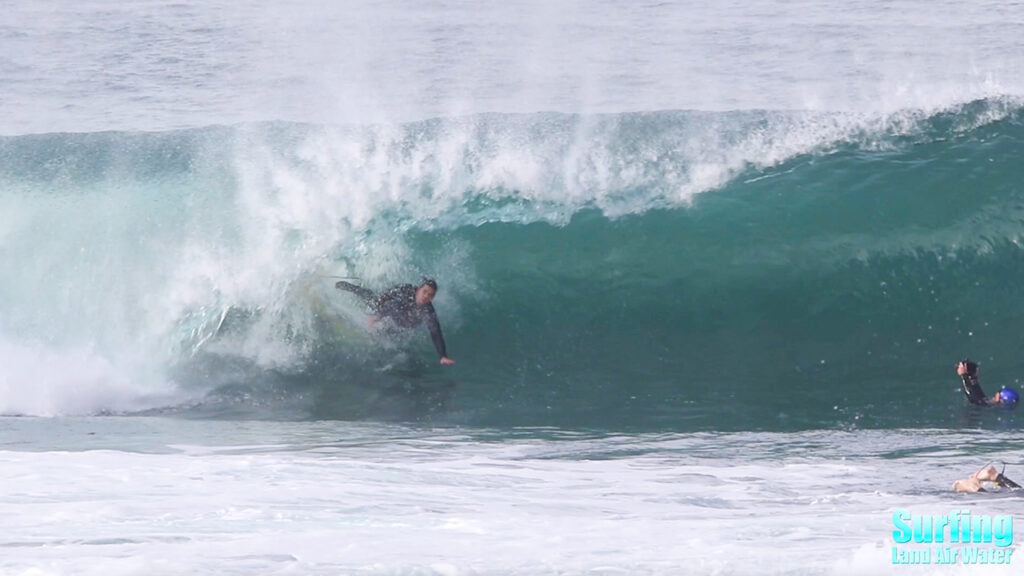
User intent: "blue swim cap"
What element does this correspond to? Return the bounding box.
[997,386,1020,405]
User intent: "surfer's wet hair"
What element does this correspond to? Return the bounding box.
[421,277,438,291]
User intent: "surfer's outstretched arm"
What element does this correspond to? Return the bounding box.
[424,305,454,365]
[957,360,988,405]
[336,281,376,305]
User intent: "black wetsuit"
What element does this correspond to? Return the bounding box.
[336,282,448,359]
[960,370,989,406]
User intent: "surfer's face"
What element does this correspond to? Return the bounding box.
[415,284,436,306]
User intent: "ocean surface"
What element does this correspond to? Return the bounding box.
[2,1,1024,574]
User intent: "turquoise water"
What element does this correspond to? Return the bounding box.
[3,103,1024,430]
[2,2,1024,574]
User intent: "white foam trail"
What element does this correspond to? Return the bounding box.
[0,335,184,416]
[0,425,1019,575]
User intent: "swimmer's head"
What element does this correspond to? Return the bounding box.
[997,386,1020,406]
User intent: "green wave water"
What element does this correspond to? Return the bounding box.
[1,99,1023,431]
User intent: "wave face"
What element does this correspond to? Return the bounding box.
[2,99,1024,430]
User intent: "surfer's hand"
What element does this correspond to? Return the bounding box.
[440,356,455,365]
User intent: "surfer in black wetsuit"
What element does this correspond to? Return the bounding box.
[336,278,455,365]
[956,360,1020,406]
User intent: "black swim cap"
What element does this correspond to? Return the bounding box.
[421,277,438,291]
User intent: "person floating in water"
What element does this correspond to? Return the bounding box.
[336,278,455,365]
[956,360,1020,406]
[953,463,1022,492]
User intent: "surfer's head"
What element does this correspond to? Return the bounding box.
[415,278,438,306]
[996,386,1020,406]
